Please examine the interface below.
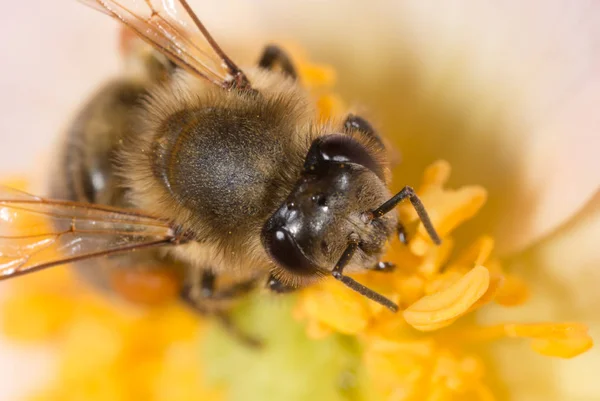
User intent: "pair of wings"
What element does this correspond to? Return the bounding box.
[0,1,253,280]
[0,186,181,280]
[1,0,252,280]
[80,0,250,89]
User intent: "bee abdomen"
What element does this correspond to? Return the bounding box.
[52,80,148,207]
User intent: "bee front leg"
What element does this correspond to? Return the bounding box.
[366,223,408,273]
[364,222,412,274]
[258,45,298,79]
[213,313,262,348]
[181,270,262,348]
[196,270,256,301]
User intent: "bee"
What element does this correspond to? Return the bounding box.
[0,0,441,324]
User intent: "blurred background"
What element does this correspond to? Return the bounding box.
[1,1,599,400]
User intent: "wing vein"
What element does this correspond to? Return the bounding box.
[79,0,248,87]
[0,203,169,228]
[0,186,181,280]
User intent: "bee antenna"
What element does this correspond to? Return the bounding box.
[370,186,441,245]
[331,238,398,312]
[333,272,398,312]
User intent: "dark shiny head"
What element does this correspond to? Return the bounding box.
[261,134,395,283]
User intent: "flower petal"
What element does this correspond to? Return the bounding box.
[403,265,490,331]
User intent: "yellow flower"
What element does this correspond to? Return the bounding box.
[2,267,220,401]
[2,157,592,401]
[1,4,597,399]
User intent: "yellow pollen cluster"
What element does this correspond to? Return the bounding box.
[0,220,217,401]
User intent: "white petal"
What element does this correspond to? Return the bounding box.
[380,1,600,254]
[481,194,600,399]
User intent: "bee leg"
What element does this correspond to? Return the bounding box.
[371,186,442,246]
[258,45,298,79]
[213,313,263,348]
[266,274,297,294]
[198,270,256,301]
[370,261,396,273]
[397,222,409,244]
[181,271,262,348]
[343,114,385,148]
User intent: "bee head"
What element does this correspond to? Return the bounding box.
[261,134,397,285]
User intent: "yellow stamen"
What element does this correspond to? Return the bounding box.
[398,161,487,256]
[403,266,490,331]
[450,236,495,269]
[494,274,530,306]
[293,278,372,335]
[316,93,345,122]
[504,322,593,358]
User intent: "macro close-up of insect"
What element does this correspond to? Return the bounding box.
[0,0,440,324]
[1,1,597,400]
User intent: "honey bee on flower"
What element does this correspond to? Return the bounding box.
[1,1,598,401]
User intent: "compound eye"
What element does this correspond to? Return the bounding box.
[262,227,320,277]
[304,134,383,179]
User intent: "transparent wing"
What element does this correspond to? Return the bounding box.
[79,0,250,89]
[0,186,180,280]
